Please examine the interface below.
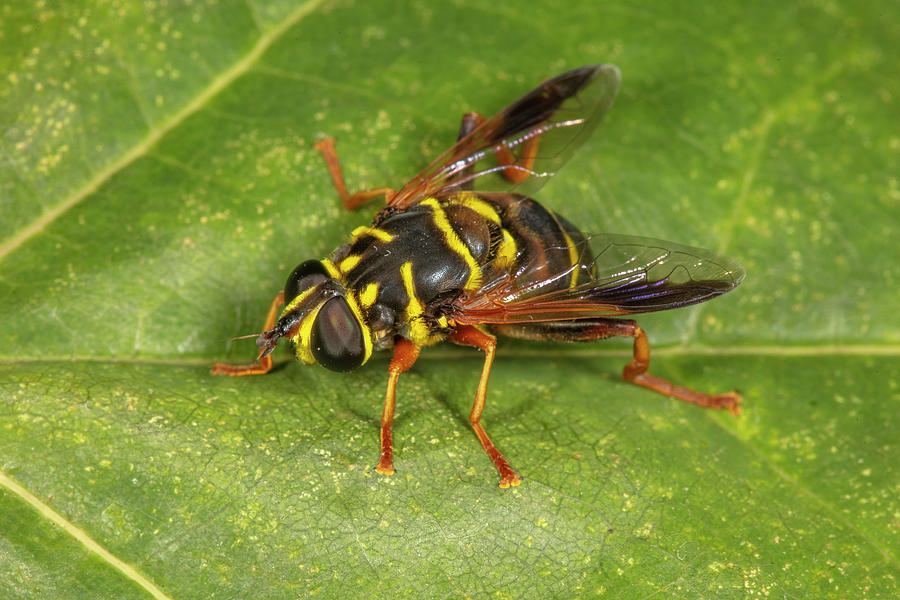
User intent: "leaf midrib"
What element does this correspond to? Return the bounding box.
[2,343,899,366]
[0,472,174,600]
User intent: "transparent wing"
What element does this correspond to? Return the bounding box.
[388,64,621,209]
[450,234,745,324]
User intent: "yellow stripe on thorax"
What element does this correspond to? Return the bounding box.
[338,254,361,273]
[400,261,432,345]
[421,198,481,290]
[359,282,378,308]
[449,193,518,270]
[320,258,342,280]
[495,228,518,269]
[450,192,502,225]
[351,226,394,243]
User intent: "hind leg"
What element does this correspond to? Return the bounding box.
[493,319,741,415]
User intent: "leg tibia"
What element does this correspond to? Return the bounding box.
[449,326,521,487]
[376,338,420,476]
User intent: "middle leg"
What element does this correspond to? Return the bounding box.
[449,325,521,487]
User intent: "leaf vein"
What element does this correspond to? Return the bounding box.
[0,471,174,600]
[0,0,330,264]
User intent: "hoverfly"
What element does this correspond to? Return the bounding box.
[213,64,744,487]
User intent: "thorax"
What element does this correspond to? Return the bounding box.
[327,192,590,347]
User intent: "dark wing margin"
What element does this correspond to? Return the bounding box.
[388,64,622,209]
[491,66,601,141]
[450,234,745,324]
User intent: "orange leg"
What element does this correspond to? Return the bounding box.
[493,319,741,415]
[622,323,741,415]
[376,338,421,476]
[455,112,543,185]
[496,132,542,184]
[449,325,521,488]
[211,291,285,376]
[314,138,396,210]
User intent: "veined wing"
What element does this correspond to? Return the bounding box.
[388,64,621,209]
[450,234,744,324]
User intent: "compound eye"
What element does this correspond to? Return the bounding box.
[311,297,366,372]
[284,260,329,304]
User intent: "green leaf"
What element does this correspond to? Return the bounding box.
[1,1,897,598]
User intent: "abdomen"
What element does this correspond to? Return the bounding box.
[474,192,594,293]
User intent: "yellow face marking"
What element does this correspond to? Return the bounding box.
[351,226,394,244]
[561,231,580,288]
[422,198,482,290]
[281,282,319,314]
[281,257,370,365]
[359,282,379,308]
[344,292,373,364]
[290,301,324,365]
[400,261,431,345]
[338,254,361,273]
[280,262,334,363]
[451,192,502,225]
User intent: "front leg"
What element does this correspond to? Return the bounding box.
[376,338,420,476]
[314,138,397,210]
[211,291,285,376]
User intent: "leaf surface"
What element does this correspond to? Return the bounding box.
[1,1,897,598]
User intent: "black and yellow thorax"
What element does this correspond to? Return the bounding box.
[326,192,593,351]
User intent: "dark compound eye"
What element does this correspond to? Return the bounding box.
[311,296,366,372]
[284,260,329,304]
